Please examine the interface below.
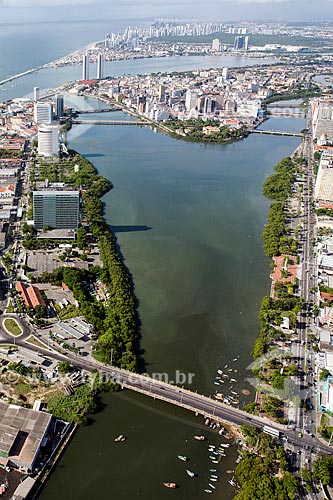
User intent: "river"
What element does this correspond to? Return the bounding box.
[36,96,303,499]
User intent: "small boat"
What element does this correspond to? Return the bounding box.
[114,434,126,442]
[209,477,218,482]
[224,364,228,368]
[177,455,188,461]
[209,455,216,460]
[208,483,216,490]
[222,374,229,378]
[219,428,225,435]
[220,443,231,448]
[228,479,236,486]
[230,378,237,382]
[231,391,238,395]
[214,381,220,386]
[209,468,217,472]
[163,482,177,489]
[212,460,219,464]
[186,469,196,477]
[232,357,238,361]
[204,490,212,494]
[227,368,233,372]
[194,435,205,441]
[210,474,218,478]
[217,369,223,374]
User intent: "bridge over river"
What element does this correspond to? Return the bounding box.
[249,129,303,138]
[0,321,330,454]
[72,118,149,126]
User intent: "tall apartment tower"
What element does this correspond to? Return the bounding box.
[33,191,80,230]
[244,36,250,51]
[97,53,103,80]
[33,87,40,102]
[234,35,245,50]
[212,38,221,51]
[82,53,89,81]
[34,102,53,124]
[55,94,64,118]
[37,124,59,157]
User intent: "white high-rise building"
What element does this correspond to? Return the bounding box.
[222,67,229,81]
[244,36,249,51]
[211,38,221,52]
[33,87,40,102]
[97,53,103,80]
[38,124,59,157]
[34,102,53,124]
[185,90,199,112]
[82,54,89,80]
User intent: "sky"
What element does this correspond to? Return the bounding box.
[0,0,332,22]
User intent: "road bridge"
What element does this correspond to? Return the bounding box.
[75,108,120,114]
[0,319,330,455]
[249,129,303,138]
[72,119,149,126]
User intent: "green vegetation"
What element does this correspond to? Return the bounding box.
[3,318,22,336]
[320,368,332,381]
[235,426,298,500]
[252,294,302,359]
[313,455,333,486]
[58,361,71,374]
[262,85,322,105]
[261,156,302,257]
[153,32,332,48]
[5,300,15,314]
[316,208,333,218]
[0,149,23,158]
[47,384,98,425]
[165,117,249,143]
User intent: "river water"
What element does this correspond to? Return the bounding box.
[36,95,303,499]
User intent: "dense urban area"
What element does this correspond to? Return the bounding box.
[0,17,333,500]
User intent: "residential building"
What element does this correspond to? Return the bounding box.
[33,190,80,230]
[185,90,199,112]
[82,53,89,81]
[97,53,103,80]
[55,94,64,118]
[212,38,221,52]
[33,86,40,102]
[37,124,59,157]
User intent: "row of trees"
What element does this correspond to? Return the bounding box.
[261,157,300,257]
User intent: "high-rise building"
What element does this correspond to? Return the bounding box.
[55,94,64,118]
[82,54,89,81]
[244,36,250,51]
[37,124,59,157]
[234,35,245,50]
[211,39,221,52]
[33,87,40,102]
[222,67,229,81]
[34,102,53,124]
[185,90,199,112]
[33,190,80,230]
[97,53,103,80]
[137,95,146,113]
[158,85,166,102]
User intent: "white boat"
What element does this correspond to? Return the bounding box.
[233,357,238,361]
[220,443,231,448]
[208,483,216,489]
[209,455,215,460]
[194,435,205,441]
[114,434,126,442]
[177,455,188,461]
[228,479,236,486]
[212,460,219,464]
[209,477,218,482]
[217,369,223,374]
[204,490,212,494]
[209,469,217,472]
[186,469,196,478]
[218,429,224,435]
[214,381,220,385]
[230,378,237,382]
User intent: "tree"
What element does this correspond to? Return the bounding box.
[58,361,71,374]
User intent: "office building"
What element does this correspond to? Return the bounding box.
[97,53,103,80]
[185,90,199,112]
[33,86,40,102]
[37,124,59,157]
[55,94,64,118]
[244,36,250,51]
[34,102,53,124]
[82,53,89,81]
[158,85,166,102]
[234,35,245,50]
[33,190,80,230]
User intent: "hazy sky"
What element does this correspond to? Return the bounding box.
[0,0,332,22]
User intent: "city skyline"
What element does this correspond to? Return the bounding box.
[0,0,332,22]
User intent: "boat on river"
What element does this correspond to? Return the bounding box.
[186,469,196,477]
[163,482,177,489]
[194,435,205,441]
[220,443,231,448]
[114,434,126,442]
[204,489,212,494]
[177,455,188,461]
